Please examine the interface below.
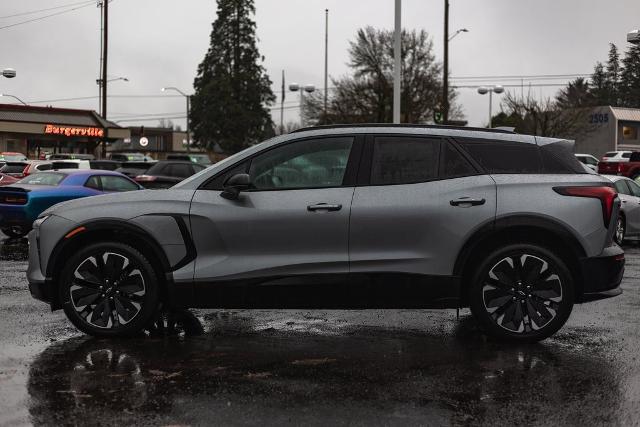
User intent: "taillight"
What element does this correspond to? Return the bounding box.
[617,163,624,174]
[22,165,29,176]
[554,186,617,227]
[0,195,28,204]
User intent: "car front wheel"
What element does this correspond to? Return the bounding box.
[1,226,29,239]
[469,244,574,342]
[59,242,160,337]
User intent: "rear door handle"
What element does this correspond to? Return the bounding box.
[450,197,486,207]
[307,203,342,212]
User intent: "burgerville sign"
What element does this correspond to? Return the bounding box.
[44,124,104,137]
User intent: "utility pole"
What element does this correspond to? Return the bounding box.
[281,70,285,134]
[101,0,108,121]
[443,0,449,124]
[324,9,329,121]
[393,0,401,124]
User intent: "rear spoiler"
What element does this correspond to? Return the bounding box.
[0,186,30,193]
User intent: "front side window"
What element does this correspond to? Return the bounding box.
[626,180,640,197]
[249,137,353,190]
[100,176,140,192]
[371,136,439,185]
[614,180,630,195]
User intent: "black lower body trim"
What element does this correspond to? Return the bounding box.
[581,287,623,302]
[578,244,624,302]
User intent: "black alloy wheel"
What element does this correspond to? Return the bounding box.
[1,226,28,239]
[469,244,574,342]
[60,242,160,337]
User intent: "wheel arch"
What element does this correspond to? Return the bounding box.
[454,214,588,306]
[47,219,174,310]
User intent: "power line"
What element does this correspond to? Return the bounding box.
[0,1,96,31]
[0,0,95,20]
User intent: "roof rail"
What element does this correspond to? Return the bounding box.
[291,123,516,134]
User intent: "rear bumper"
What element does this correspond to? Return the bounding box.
[578,244,625,302]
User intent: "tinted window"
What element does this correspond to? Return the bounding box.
[604,152,617,157]
[18,173,65,186]
[35,163,52,171]
[145,163,167,175]
[457,139,541,173]
[440,142,476,178]
[1,164,26,174]
[614,180,630,195]
[250,137,353,190]
[203,161,249,190]
[623,152,632,159]
[627,180,640,197]
[371,137,439,185]
[166,163,194,178]
[539,142,585,174]
[52,161,79,170]
[100,176,140,192]
[85,176,101,190]
[585,156,598,165]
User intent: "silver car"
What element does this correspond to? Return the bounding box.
[26,125,625,342]
[603,175,640,244]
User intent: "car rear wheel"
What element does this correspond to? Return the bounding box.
[59,242,160,337]
[1,226,29,239]
[469,244,574,342]
[614,216,625,245]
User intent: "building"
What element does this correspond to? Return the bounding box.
[108,126,223,161]
[574,106,640,157]
[0,104,129,159]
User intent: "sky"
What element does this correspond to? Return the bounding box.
[0,0,639,131]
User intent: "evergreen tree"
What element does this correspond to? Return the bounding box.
[605,43,621,105]
[555,77,593,109]
[191,0,275,153]
[620,43,640,108]
[589,62,609,105]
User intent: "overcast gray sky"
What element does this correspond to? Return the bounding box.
[0,0,639,130]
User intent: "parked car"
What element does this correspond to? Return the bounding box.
[575,154,599,172]
[602,151,632,162]
[598,151,640,178]
[0,161,29,178]
[89,160,120,171]
[166,153,212,166]
[0,152,27,162]
[115,161,153,179]
[0,173,19,186]
[134,160,205,189]
[0,170,142,239]
[108,153,146,162]
[23,160,54,176]
[48,153,95,160]
[27,125,624,342]
[602,175,640,244]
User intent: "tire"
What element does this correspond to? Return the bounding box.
[58,242,161,337]
[614,216,625,245]
[468,244,574,343]
[1,226,29,239]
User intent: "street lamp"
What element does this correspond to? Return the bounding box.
[628,29,640,44]
[161,86,191,153]
[0,93,27,105]
[448,28,469,42]
[477,85,504,128]
[289,83,316,127]
[1,68,16,79]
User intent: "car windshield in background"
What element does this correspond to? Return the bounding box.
[0,154,27,162]
[190,155,211,165]
[17,173,66,186]
[0,164,26,174]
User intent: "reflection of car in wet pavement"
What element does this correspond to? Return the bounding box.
[0,170,142,238]
[26,125,625,342]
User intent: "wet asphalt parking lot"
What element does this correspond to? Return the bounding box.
[1,230,639,426]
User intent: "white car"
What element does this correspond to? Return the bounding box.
[602,151,633,162]
[575,154,599,171]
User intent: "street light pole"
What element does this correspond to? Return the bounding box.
[289,83,316,127]
[477,85,504,128]
[324,9,329,121]
[161,87,191,153]
[0,94,27,105]
[393,0,401,123]
[443,0,449,124]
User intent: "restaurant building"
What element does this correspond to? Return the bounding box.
[0,104,130,159]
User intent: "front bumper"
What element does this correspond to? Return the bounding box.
[578,244,625,302]
[26,228,51,304]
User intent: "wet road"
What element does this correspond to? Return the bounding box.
[1,231,639,426]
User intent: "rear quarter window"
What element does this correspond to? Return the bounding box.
[455,138,542,174]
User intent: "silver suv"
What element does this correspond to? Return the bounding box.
[26,125,625,341]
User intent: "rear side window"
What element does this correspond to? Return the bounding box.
[456,139,541,173]
[623,152,632,159]
[440,142,476,178]
[371,136,439,185]
[101,176,140,192]
[627,180,640,197]
[539,141,585,174]
[604,152,617,157]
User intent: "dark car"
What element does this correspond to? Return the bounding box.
[108,153,146,162]
[134,160,206,189]
[48,153,95,161]
[0,162,29,178]
[90,160,121,171]
[166,153,212,166]
[115,161,154,179]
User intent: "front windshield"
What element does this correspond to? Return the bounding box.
[17,173,66,186]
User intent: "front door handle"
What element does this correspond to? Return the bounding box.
[450,197,486,207]
[307,203,342,212]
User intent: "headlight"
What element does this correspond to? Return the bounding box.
[33,215,50,229]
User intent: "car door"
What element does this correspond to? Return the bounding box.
[620,179,640,237]
[349,135,496,277]
[190,135,360,283]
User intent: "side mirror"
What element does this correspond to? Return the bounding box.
[220,173,251,200]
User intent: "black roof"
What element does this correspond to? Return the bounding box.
[292,123,516,134]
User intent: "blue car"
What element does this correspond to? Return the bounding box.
[0,170,143,238]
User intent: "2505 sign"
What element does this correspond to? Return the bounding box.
[588,113,609,124]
